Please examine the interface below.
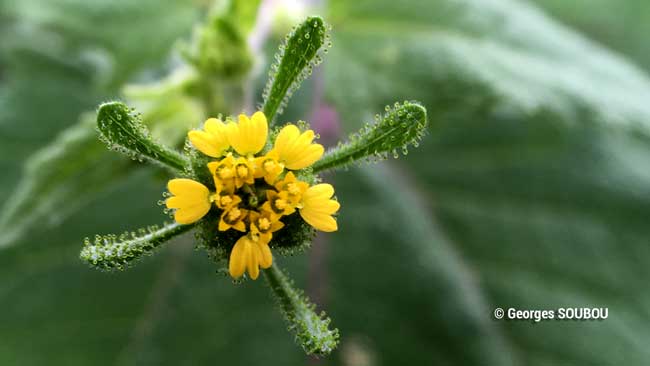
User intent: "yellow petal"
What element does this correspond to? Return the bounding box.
[229,236,249,278]
[229,112,268,155]
[167,178,208,197]
[274,125,301,157]
[273,125,324,169]
[299,209,338,232]
[166,179,211,224]
[299,184,340,232]
[174,205,210,225]
[247,239,260,279]
[285,143,324,170]
[257,241,273,269]
[302,183,335,202]
[188,118,229,157]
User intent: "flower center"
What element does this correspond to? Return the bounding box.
[263,160,276,172]
[258,218,271,231]
[287,183,300,195]
[218,167,233,179]
[220,196,232,206]
[227,208,241,221]
[236,164,249,178]
[274,198,287,210]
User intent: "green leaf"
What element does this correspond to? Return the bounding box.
[1,0,198,87]
[97,102,189,172]
[263,263,339,356]
[80,222,195,271]
[0,0,200,247]
[262,16,329,123]
[326,0,650,364]
[329,165,517,365]
[312,101,427,173]
[0,117,134,248]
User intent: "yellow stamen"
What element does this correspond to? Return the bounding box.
[275,199,287,210]
[219,167,233,179]
[220,196,232,206]
[227,208,241,221]
[258,218,271,231]
[287,183,300,196]
[263,160,276,172]
[237,165,249,178]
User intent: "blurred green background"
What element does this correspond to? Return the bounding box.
[2,0,650,365]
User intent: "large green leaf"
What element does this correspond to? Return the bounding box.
[325,0,650,364]
[532,0,650,72]
[0,0,200,247]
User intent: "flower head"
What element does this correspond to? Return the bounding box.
[166,111,339,279]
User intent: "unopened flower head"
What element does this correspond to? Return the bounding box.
[166,111,339,279]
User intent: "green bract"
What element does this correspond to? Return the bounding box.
[313,101,428,173]
[262,16,329,123]
[97,102,189,172]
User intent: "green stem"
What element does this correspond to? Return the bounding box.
[80,222,195,270]
[312,101,428,173]
[263,263,339,356]
[262,16,328,124]
[97,102,190,172]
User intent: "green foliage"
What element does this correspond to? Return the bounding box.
[325,0,650,364]
[0,117,134,248]
[312,101,427,172]
[96,102,189,172]
[81,222,194,270]
[262,16,329,123]
[3,0,650,365]
[263,264,339,356]
[0,0,198,248]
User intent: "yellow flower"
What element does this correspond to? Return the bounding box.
[274,172,309,205]
[250,209,284,244]
[273,125,324,170]
[298,184,340,232]
[188,118,230,157]
[165,110,342,280]
[227,111,268,156]
[219,206,248,232]
[228,234,272,280]
[233,157,255,188]
[208,153,236,191]
[254,150,284,184]
[165,179,212,224]
[214,189,241,210]
[262,190,296,218]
